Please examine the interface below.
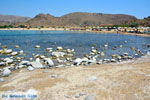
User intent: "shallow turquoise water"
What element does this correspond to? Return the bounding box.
[0,30,150,59]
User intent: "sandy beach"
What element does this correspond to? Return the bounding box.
[0,28,150,37]
[0,54,150,100]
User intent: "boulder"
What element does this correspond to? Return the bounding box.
[3,58,13,64]
[27,66,35,71]
[0,62,5,66]
[74,58,82,65]
[57,46,63,50]
[4,49,12,54]
[44,58,54,67]
[11,52,18,56]
[19,50,24,54]
[31,60,43,69]
[52,52,65,57]
[2,68,11,77]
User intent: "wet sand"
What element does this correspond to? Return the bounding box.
[0,55,150,100]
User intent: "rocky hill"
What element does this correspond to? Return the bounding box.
[0,15,30,25]
[22,12,137,27]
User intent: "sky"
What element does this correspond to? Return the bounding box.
[0,0,150,19]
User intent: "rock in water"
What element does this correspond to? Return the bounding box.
[2,68,11,77]
[57,46,63,50]
[4,58,13,64]
[85,95,96,100]
[4,49,13,54]
[11,52,18,56]
[35,45,40,48]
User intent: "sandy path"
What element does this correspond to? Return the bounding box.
[0,55,150,100]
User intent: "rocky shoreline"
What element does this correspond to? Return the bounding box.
[0,42,149,78]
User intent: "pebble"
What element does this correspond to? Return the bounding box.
[0,78,5,82]
[88,76,97,81]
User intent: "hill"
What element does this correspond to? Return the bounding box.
[22,12,137,27]
[0,14,31,25]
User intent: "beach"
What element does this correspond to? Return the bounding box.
[0,53,150,100]
[0,28,150,37]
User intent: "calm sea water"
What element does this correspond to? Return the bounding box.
[0,30,150,59]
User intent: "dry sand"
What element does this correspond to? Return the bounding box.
[0,55,150,100]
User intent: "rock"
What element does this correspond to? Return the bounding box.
[57,46,63,50]
[15,45,20,48]
[111,54,118,59]
[110,59,116,62]
[85,95,96,100]
[91,49,97,54]
[55,64,65,68]
[74,58,82,65]
[82,57,89,62]
[31,60,43,69]
[2,68,11,77]
[0,62,5,66]
[75,94,80,98]
[124,53,129,56]
[3,58,13,64]
[19,61,31,66]
[120,45,123,48]
[117,56,122,60]
[104,44,108,47]
[79,92,86,96]
[4,49,12,54]
[97,60,103,64]
[46,48,53,52]
[44,58,54,67]
[88,76,97,81]
[0,78,4,82]
[52,52,65,57]
[51,74,58,78]
[19,50,24,54]
[100,52,105,56]
[11,52,18,56]
[27,66,35,71]
[35,45,40,48]
[16,65,26,69]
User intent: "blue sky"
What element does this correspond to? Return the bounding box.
[0,0,149,19]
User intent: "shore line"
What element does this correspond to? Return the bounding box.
[0,28,150,37]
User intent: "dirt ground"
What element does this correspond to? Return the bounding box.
[0,55,150,100]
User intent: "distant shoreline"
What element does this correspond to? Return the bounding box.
[0,28,150,37]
